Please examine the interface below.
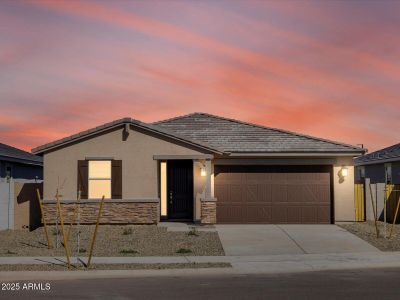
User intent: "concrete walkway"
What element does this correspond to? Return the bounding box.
[216,224,379,256]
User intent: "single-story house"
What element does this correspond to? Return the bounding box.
[0,143,43,230]
[0,142,43,180]
[355,143,400,184]
[31,113,365,225]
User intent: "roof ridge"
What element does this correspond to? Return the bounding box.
[189,112,364,152]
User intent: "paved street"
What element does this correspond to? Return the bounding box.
[1,267,400,300]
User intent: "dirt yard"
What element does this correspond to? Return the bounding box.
[0,262,231,271]
[0,225,224,256]
[340,221,400,251]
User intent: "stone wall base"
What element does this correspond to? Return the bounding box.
[200,200,216,224]
[42,201,159,224]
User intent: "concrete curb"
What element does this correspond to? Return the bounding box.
[2,252,400,281]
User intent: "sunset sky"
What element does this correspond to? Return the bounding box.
[1,0,399,153]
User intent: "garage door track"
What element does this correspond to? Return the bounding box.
[216,225,379,256]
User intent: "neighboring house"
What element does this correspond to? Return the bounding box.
[32,113,365,225]
[0,143,43,230]
[0,143,43,180]
[355,143,400,184]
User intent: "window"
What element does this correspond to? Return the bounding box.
[88,160,111,199]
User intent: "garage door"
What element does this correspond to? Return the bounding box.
[215,165,332,224]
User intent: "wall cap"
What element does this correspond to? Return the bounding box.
[42,198,160,204]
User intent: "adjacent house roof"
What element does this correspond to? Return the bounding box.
[155,113,365,155]
[32,112,365,156]
[355,142,400,166]
[0,143,43,165]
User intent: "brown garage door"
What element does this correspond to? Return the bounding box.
[215,165,332,224]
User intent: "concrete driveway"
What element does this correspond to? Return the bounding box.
[216,225,379,256]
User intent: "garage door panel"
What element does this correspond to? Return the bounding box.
[216,165,331,224]
[317,205,331,223]
[245,204,272,223]
[215,184,229,203]
[271,185,288,203]
[217,204,244,223]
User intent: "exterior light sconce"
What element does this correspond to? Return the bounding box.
[340,167,349,178]
[201,166,207,177]
[338,167,348,183]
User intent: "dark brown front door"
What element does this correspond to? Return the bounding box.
[167,160,193,220]
[215,165,332,224]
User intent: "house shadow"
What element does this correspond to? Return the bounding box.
[16,182,43,231]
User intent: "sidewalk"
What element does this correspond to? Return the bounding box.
[2,251,400,281]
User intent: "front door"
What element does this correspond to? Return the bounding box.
[167,160,193,220]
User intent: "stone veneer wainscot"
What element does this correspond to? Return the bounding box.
[41,199,160,224]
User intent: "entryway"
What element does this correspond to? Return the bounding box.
[216,224,379,256]
[167,160,193,220]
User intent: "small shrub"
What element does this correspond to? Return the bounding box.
[120,249,138,254]
[188,227,199,236]
[78,248,86,253]
[5,250,16,255]
[122,228,133,235]
[52,228,61,236]
[176,248,192,254]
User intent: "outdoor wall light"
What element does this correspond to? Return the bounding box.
[340,167,349,178]
[201,166,207,177]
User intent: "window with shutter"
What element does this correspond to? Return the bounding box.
[78,160,122,199]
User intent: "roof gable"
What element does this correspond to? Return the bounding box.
[155,113,365,154]
[32,118,223,155]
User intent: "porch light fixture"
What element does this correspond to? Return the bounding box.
[201,166,207,177]
[340,167,349,178]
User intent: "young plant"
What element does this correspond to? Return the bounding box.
[122,228,133,235]
[119,249,138,254]
[176,248,192,254]
[188,227,199,236]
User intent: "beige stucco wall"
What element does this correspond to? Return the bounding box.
[43,126,205,200]
[333,157,355,222]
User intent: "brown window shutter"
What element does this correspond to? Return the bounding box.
[77,160,88,199]
[112,160,122,199]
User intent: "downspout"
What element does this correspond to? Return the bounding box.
[7,176,11,230]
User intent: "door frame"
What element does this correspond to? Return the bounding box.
[166,160,194,221]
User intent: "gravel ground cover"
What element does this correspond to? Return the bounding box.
[340,221,400,251]
[0,225,224,256]
[0,262,231,271]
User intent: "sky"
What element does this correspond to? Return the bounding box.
[0,0,399,153]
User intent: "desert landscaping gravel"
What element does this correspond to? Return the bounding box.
[340,221,400,251]
[0,262,231,271]
[0,225,224,257]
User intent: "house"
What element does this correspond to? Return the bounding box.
[355,143,400,184]
[0,143,43,230]
[0,143,43,180]
[31,113,365,225]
